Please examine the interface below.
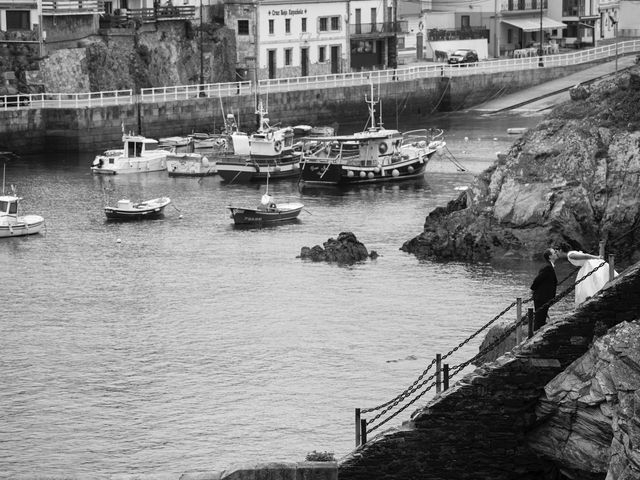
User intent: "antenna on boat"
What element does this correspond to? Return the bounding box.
[2,162,5,195]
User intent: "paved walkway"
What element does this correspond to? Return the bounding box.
[472,54,639,113]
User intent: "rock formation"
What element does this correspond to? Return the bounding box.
[299,232,378,264]
[402,67,640,265]
[527,321,640,480]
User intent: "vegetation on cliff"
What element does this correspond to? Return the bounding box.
[402,65,640,266]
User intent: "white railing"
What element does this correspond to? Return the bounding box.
[2,40,638,111]
[139,81,252,103]
[0,89,132,111]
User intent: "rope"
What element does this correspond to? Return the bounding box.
[361,258,613,435]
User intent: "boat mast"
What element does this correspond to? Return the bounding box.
[365,81,379,130]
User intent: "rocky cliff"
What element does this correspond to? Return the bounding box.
[39,21,235,93]
[402,65,640,265]
[527,320,640,480]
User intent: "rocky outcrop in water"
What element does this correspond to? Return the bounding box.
[299,232,378,264]
[402,67,640,265]
[527,320,640,480]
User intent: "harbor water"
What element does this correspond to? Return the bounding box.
[1,111,570,478]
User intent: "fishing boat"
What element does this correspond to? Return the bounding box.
[227,174,304,225]
[216,100,301,183]
[0,158,44,237]
[104,197,171,220]
[299,84,445,186]
[160,136,217,177]
[91,128,174,175]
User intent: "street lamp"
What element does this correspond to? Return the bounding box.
[200,0,204,85]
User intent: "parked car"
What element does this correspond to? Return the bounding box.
[447,49,479,65]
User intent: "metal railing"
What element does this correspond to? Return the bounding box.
[139,81,251,103]
[349,21,408,36]
[42,0,99,15]
[1,40,638,111]
[0,89,132,110]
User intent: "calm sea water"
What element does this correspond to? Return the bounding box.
[1,111,565,478]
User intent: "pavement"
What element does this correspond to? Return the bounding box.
[471,54,639,113]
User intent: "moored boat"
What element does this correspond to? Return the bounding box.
[216,100,302,183]
[299,84,445,186]
[104,197,171,220]
[92,131,171,175]
[0,160,44,237]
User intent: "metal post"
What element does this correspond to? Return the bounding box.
[516,297,522,344]
[360,418,367,445]
[443,364,449,391]
[615,21,618,74]
[436,353,442,394]
[355,408,361,446]
[609,254,615,281]
[528,308,534,338]
[599,240,606,258]
[199,0,204,87]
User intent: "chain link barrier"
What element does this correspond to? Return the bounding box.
[361,257,613,437]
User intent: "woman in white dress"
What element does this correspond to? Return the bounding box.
[565,250,618,305]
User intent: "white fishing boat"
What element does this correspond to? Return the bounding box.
[0,160,44,238]
[104,197,171,220]
[91,130,170,175]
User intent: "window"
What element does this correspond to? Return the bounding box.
[507,28,512,43]
[6,11,30,30]
[319,46,326,62]
[285,18,291,34]
[285,48,292,66]
[319,16,340,32]
[301,17,307,32]
[237,20,249,35]
[269,19,274,34]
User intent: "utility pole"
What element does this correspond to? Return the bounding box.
[538,0,544,67]
[199,0,204,86]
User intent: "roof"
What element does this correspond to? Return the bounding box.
[502,16,567,32]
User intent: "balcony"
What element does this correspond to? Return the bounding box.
[42,0,99,16]
[427,27,490,42]
[349,21,408,37]
[501,0,548,14]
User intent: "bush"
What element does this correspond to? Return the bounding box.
[305,450,335,462]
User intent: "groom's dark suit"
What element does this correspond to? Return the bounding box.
[530,262,557,330]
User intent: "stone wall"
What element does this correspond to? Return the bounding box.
[0,61,606,153]
[337,262,640,480]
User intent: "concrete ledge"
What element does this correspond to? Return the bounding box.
[177,462,338,480]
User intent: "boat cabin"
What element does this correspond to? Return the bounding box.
[123,135,159,158]
[0,195,19,218]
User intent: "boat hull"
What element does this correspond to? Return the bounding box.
[227,204,303,225]
[0,216,44,237]
[104,198,171,220]
[216,155,301,183]
[300,151,434,186]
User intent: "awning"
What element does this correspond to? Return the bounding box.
[503,16,567,32]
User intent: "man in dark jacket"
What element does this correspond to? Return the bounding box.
[530,248,559,330]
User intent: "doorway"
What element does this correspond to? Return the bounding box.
[330,46,340,74]
[268,50,276,79]
[301,47,309,76]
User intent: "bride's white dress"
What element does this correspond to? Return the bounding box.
[567,251,618,305]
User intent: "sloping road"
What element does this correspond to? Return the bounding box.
[472,55,639,113]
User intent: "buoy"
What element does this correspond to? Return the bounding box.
[392,169,399,177]
[408,166,414,173]
[368,172,374,179]
[179,214,183,219]
[347,170,354,178]
[493,137,498,141]
[373,167,380,173]
[464,136,469,142]
[359,171,366,178]
[116,238,121,243]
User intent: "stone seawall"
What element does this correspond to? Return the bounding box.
[0,62,597,154]
[337,262,640,480]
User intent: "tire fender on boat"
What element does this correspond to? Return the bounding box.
[378,142,388,154]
